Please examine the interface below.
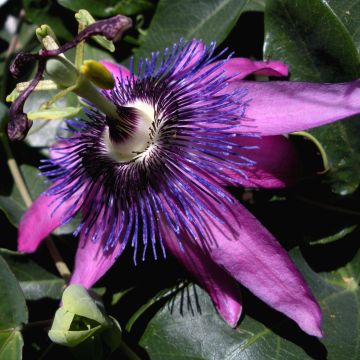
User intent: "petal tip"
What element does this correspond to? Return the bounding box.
[218,306,242,328]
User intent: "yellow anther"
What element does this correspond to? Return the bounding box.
[80,60,115,90]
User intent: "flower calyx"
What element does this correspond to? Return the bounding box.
[7,11,132,141]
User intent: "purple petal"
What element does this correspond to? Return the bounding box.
[196,190,323,337]
[240,79,360,135]
[215,135,303,188]
[222,58,289,80]
[69,218,124,288]
[18,184,73,253]
[161,222,242,327]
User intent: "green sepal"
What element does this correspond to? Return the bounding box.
[48,308,103,347]
[27,106,82,120]
[48,285,111,347]
[62,284,108,326]
[75,10,115,52]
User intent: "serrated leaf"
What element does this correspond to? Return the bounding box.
[140,248,360,359]
[0,249,65,300]
[264,0,360,194]
[133,0,250,63]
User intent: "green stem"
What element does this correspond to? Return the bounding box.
[75,22,86,69]
[38,343,54,360]
[0,134,71,281]
[22,319,52,331]
[295,196,360,217]
[119,341,142,360]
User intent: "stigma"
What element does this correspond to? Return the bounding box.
[103,101,155,162]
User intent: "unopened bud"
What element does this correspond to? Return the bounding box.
[80,60,115,89]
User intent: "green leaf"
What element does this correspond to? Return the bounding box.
[0,255,27,360]
[0,255,28,330]
[264,0,360,194]
[325,0,360,52]
[0,102,8,134]
[22,0,73,40]
[0,249,65,300]
[0,331,24,360]
[57,0,153,17]
[106,0,154,16]
[264,0,359,82]
[0,165,47,227]
[244,0,265,12]
[133,0,250,63]
[140,248,360,359]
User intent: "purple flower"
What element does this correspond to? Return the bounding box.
[16,39,360,339]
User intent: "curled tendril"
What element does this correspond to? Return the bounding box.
[7,15,132,141]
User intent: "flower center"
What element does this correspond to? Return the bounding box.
[103,101,155,162]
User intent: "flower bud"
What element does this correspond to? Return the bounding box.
[48,285,122,348]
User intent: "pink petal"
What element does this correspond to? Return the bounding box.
[240,79,360,135]
[18,184,74,253]
[221,58,289,80]
[218,135,303,188]
[100,60,131,81]
[196,190,323,337]
[69,231,124,289]
[69,208,125,288]
[161,222,242,327]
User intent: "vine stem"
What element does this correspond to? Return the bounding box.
[22,319,53,331]
[1,133,71,280]
[118,341,142,360]
[295,195,360,217]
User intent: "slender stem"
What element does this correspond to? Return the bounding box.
[0,134,71,280]
[40,84,77,109]
[119,341,142,360]
[1,135,32,207]
[295,195,360,217]
[38,343,54,360]
[22,319,53,331]
[75,21,86,69]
